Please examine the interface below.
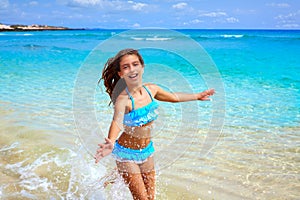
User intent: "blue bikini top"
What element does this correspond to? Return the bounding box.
[123,85,159,127]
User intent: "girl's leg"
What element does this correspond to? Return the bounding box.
[141,170,155,200]
[140,156,155,200]
[116,161,148,200]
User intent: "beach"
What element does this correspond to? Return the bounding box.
[0,23,74,31]
[0,29,299,199]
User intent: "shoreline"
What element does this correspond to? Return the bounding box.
[0,23,84,32]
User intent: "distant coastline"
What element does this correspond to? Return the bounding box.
[0,23,83,32]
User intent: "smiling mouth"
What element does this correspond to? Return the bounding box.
[128,73,138,79]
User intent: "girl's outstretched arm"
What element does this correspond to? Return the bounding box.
[94,120,120,163]
[153,84,215,103]
[94,94,127,163]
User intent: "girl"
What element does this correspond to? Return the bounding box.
[94,48,214,200]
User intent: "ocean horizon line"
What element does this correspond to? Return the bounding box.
[65,27,300,31]
[1,22,300,32]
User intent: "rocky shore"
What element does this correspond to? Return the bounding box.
[0,23,80,31]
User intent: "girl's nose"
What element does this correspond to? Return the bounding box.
[129,65,134,71]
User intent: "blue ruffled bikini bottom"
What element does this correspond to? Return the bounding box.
[112,140,154,164]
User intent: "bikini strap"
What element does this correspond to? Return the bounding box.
[125,87,135,110]
[143,85,154,101]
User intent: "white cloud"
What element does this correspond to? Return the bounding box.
[275,10,300,28]
[132,23,140,28]
[280,23,299,28]
[66,0,148,11]
[117,18,128,23]
[181,19,203,26]
[71,0,101,6]
[266,3,290,8]
[226,17,239,23]
[234,8,256,15]
[197,11,239,24]
[172,2,187,9]
[275,10,300,20]
[190,19,203,24]
[199,11,227,17]
[29,1,38,6]
[129,2,147,11]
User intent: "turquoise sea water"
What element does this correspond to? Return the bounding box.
[0,29,299,199]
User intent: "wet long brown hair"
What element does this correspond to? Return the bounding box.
[99,48,144,105]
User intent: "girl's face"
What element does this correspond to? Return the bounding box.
[118,54,144,84]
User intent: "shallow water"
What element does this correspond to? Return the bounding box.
[0,29,299,199]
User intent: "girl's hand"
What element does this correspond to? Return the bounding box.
[198,89,215,101]
[94,138,114,163]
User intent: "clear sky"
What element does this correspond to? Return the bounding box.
[0,0,299,29]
